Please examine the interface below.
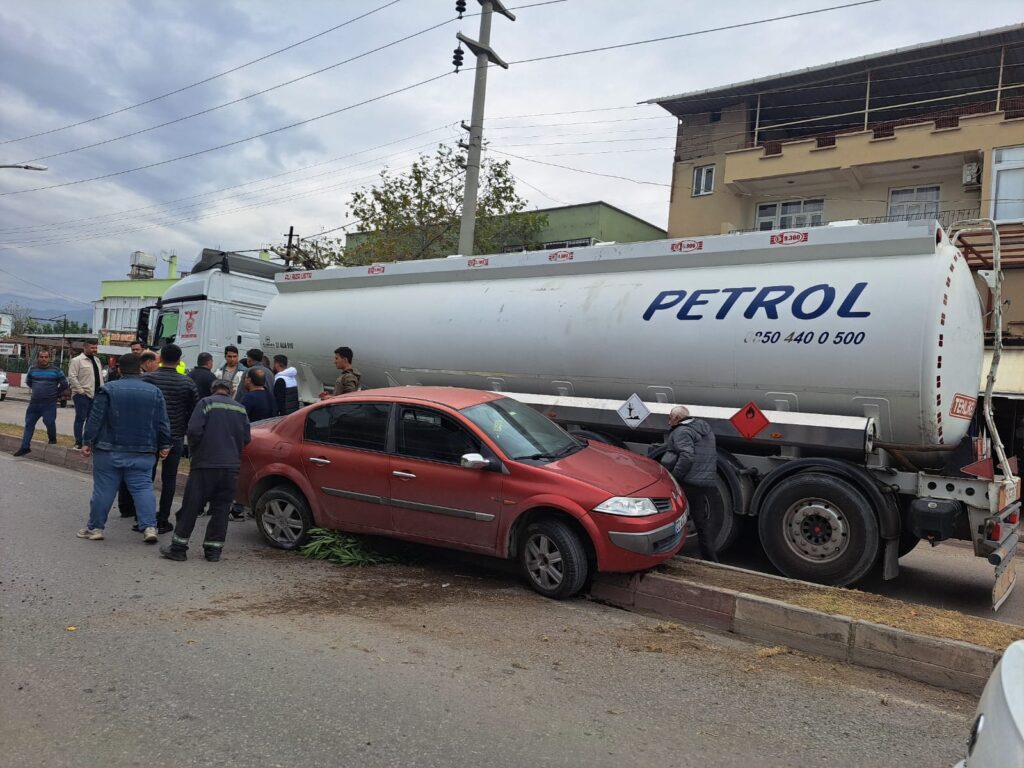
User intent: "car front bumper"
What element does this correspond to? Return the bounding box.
[607,511,688,557]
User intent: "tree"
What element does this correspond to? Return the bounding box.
[288,145,547,267]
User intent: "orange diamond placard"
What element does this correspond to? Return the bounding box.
[730,401,770,440]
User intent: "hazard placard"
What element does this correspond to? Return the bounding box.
[616,393,650,430]
[730,401,770,440]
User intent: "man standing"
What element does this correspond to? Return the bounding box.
[161,379,250,562]
[14,349,69,457]
[140,350,159,373]
[143,344,199,533]
[68,341,102,450]
[103,355,121,383]
[661,405,720,563]
[235,349,272,403]
[319,346,360,400]
[130,340,144,357]
[188,352,216,399]
[241,368,274,422]
[272,354,299,416]
[213,345,246,398]
[77,353,171,543]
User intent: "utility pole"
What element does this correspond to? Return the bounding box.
[454,0,515,256]
[285,225,296,266]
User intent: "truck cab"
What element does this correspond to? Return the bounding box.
[144,249,283,368]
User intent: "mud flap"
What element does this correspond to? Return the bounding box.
[993,539,1017,611]
[882,537,899,581]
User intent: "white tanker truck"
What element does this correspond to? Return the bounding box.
[260,219,1020,607]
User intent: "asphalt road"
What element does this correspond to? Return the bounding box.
[0,453,976,768]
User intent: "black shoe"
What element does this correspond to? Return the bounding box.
[47,440,57,445]
[13,447,30,457]
[204,550,221,562]
[131,524,142,533]
[157,523,174,535]
[159,545,187,562]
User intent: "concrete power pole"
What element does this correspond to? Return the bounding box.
[455,0,515,257]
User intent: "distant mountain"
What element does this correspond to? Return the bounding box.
[0,293,94,326]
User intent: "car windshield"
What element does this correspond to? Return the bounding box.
[461,397,582,461]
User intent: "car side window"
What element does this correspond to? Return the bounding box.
[396,406,480,464]
[304,402,390,452]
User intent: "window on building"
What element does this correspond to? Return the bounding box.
[887,185,940,221]
[692,165,715,196]
[993,146,1024,222]
[756,199,824,230]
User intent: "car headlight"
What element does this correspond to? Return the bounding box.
[593,497,660,517]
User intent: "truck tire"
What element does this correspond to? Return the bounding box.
[255,486,313,551]
[758,472,880,586]
[519,519,589,599]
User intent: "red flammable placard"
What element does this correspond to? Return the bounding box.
[730,401,770,440]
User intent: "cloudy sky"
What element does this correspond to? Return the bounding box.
[0,0,1020,306]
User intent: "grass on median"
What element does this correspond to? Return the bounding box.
[300,528,398,567]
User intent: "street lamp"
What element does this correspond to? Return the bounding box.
[0,163,48,171]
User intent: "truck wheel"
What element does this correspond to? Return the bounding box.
[758,472,879,586]
[255,486,313,551]
[519,519,589,599]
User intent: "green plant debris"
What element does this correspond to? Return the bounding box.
[299,528,397,567]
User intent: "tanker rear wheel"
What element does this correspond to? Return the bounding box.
[757,472,879,587]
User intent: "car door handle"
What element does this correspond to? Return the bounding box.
[392,470,417,479]
[308,457,331,466]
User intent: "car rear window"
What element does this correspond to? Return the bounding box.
[304,402,390,452]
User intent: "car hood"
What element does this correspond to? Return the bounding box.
[537,441,668,496]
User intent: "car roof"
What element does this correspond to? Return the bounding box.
[332,386,507,410]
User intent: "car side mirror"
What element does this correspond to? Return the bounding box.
[461,452,490,469]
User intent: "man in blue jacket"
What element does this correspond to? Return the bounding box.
[161,378,250,562]
[77,352,172,543]
[14,349,69,457]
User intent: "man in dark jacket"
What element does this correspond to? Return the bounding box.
[161,379,250,562]
[142,344,199,532]
[78,353,171,543]
[241,367,274,421]
[661,406,720,562]
[188,352,217,399]
[14,349,69,456]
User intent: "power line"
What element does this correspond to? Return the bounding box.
[0,0,406,146]
[0,124,457,234]
[18,15,460,165]
[0,71,454,197]
[507,1,882,65]
[510,172,569,205]
[0,265,94,306]
[487,148,671,187]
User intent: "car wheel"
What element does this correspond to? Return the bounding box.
[255,486,313,550]
[758,472,880,586]
[0,393,5,401]
[519,518,589,599]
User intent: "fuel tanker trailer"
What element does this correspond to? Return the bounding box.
[262,219,1019,605]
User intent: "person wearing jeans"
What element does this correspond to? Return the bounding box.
[77,352,171,543]
[14,349,69,457]
[68,341,102,449]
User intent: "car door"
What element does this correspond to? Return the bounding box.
[300,401,393,534]
[388,404,503,551]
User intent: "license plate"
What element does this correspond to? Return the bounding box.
[674,516,684,535]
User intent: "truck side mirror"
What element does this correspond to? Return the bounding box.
[136,307,151,346]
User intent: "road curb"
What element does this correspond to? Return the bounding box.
[1,433,188,494]
[593,562,999,695]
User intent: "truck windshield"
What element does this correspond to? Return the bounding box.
[461,397,582,461]
[154,310,179,346]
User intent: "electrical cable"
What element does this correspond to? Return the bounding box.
[506,1,882,65]
[0,265,94,306]
[0,0,406,146]
[487,148,670,187]
[0,71,454,197]
[17,16,461,165]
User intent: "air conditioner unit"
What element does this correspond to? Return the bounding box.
[962,162,981,186]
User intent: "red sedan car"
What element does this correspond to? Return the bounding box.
[237,387,687,598]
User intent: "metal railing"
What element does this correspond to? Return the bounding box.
[728,209,979,235]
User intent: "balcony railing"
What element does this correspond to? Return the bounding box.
[728,209,980,235]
